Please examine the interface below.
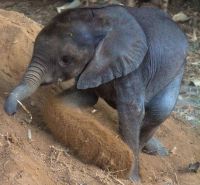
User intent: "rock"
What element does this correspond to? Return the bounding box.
[172,12,190,22]
[188,162,200,173]
[189,80,200,87]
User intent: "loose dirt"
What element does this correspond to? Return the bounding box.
[0,7,200,185]
[42,96,133,178]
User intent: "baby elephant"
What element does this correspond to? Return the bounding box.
[4,5,188,182]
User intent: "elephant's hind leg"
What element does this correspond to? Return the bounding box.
[140,69,184,156]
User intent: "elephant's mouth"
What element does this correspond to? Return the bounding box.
[41,77,65,86]
[40,82,53,86]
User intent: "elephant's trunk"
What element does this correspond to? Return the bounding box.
[4,58,47,115]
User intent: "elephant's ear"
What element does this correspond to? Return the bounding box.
[77,13,148,89]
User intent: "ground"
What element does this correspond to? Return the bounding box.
[0,1,199,185]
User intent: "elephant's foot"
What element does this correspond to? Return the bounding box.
[142,137,169,156]
[129,175,141,184]
[128,162,141,183]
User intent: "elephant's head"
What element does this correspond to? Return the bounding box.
[4,6,148,115]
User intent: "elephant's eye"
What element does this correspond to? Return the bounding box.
[59,55,72,67]
[62,56,70,64]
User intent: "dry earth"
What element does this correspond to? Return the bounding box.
[0,5,200,185]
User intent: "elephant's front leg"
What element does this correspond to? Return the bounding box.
[115,73,145,182]
[117,104,144,181]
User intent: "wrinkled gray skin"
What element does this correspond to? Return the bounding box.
[4,5,188,182]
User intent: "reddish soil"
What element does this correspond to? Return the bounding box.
[0,6,200,185]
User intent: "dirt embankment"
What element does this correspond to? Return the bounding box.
[0,9,200,185]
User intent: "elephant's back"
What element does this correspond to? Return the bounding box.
[128,7,188,55]
[128,7,188,101]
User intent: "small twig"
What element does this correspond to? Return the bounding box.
[3,160,9,169]
[103,169,127,185]
[50,145,65,153]
[152,170,158,182]
[27,128,32,141]
[50,150,54,166]
[49,145,68,167]
[109,168,127,175]
[17,100,32,123]
[112,177,125,185]
[174,173,180,185]
[5,132,11,147]
[192,15,198,42]
[56,151,61,162]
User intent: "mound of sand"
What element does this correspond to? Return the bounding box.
[0,9,41,86]
[42,95,133,178]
